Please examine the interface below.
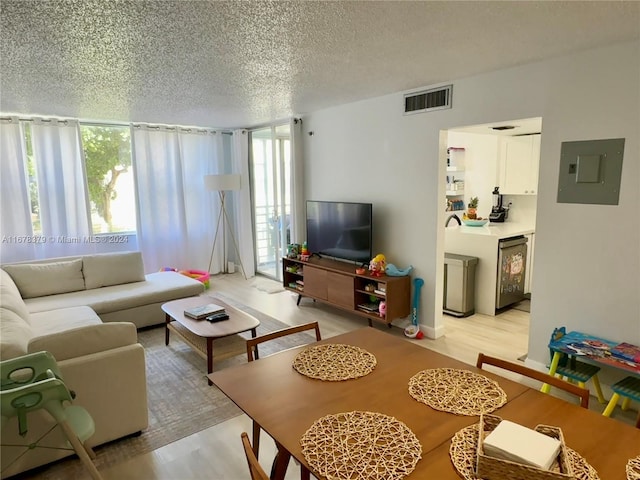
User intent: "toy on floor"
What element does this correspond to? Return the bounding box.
[160,267,210,289]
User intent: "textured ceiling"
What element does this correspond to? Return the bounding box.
[1,1,639,129]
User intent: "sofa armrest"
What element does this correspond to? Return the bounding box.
[28,322,138,361]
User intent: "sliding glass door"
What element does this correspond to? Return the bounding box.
[250,124,291,280]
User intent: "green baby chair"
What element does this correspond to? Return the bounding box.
[0,351,102,479]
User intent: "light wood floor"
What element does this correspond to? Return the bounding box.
[100,273,531,480]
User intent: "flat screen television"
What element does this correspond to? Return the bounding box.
[306,200,373,264]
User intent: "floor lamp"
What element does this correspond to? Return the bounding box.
[204,174,245,278]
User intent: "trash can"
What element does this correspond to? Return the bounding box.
[443,253,478,317]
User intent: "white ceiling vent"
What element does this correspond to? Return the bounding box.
[404,85,453,114]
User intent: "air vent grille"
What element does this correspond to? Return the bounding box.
[404,85,452,114]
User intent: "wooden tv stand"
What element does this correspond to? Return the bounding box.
[282,256,411,326]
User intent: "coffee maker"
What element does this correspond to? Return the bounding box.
[489,186,508,222]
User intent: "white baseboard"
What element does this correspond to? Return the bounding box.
[422,323,445,339]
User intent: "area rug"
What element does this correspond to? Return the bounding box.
[251,276,285,294]
[17,295,315,479]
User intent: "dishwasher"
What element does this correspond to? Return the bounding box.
[496,236,528,309]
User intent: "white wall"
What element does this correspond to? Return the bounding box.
[303,40,639,366]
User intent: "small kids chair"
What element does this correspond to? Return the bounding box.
[549,327,606,404]
[1,351,102,479]
[602,376,640,429]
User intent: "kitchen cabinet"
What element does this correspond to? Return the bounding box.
[498,134,540,195]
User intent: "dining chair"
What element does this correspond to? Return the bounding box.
[548,327,606,404]
[246,322,322,457]
[476,352,590,408]
[241,432,270,480]
[1,351,102,480]
[602,376,640,428]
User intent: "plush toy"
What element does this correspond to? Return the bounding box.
[386,264,413,277]
[379,301,387,318]
[369,254,386,277]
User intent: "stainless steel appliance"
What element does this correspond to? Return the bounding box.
[489,186,508,222]
[496,236,527,309]
[443,253,478,317]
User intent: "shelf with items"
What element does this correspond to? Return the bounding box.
[282,256,410,325]
[446,146,467,211]
[446,198,466,212]
[447,147,466,169]
[283,261,305,292]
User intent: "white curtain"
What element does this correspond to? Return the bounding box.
[31,118,93,257]
[290,118,305,244]
[132,125,225,273]
[0,117,34,262]
[132,125,187,272]
[232,129,255,278]
[179,129,225,273]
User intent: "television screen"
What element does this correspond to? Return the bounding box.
[306,201,373,264]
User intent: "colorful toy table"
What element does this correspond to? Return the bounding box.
[542,331,640,394]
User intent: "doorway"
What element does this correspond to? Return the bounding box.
[249,124,291,280]
[442,117,542,317]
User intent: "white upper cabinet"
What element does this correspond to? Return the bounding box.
[498,134,541,195]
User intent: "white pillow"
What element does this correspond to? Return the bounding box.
[3,259,85,299]
[82,251,145,290]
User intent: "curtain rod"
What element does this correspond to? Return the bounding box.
[0,115,234,134]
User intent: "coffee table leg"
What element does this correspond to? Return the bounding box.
[207,337,214,386]
[165,314,171,346]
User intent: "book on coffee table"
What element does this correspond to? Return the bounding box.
[184,303,226,320]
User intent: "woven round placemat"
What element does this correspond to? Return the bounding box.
[408,368,507,415]
[628,455,640,480]
[449,422,600,480]
[292,344,376,381]
[300,411,422,480]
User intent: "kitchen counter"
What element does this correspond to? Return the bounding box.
[447,222,535,238]
[445,221,535,315]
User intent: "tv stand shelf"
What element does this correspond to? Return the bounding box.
[282,256,411,326]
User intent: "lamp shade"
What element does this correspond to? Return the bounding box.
[204,174,241,192]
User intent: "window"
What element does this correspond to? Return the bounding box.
[80,125,136,234]
[23,123,42,234]
[22,122,136,235]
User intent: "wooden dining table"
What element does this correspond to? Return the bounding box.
[208,327,640,480]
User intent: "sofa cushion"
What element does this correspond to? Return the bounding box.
[83,251,145,290]
[3,259,85,299]
[25,271,204,315]
[28,322,137,361]
[0,269,31,321]
[30,306,102,337]
[0,308,33,359]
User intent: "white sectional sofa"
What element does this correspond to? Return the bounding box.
[0,251,205,478]
[3,251,205,329]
